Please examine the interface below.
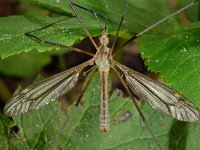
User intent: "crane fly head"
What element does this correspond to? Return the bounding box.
[99,26,109,46]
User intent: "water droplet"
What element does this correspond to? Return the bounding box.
[155,60,159,63]
[181,47,187,52]
[183,47,187,52]
[168,83,172,86]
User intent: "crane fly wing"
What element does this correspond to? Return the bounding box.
[4,60,93,117]
[112,60,199,122]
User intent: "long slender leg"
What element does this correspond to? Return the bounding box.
[110,0,129,56]
[112,66,163,150]
[25,16,95,56]
[75,68,98,106]
[48,68,97,150]
[27,1,119,55]
[112,0,198,57]
[25,32,94,56]
[70,2,119,26]
[69,1,99,50]
[25,18,70,35]
[47,107,75,150]
[122,0,198,46]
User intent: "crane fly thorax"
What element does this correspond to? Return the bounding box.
[94,31,110,72]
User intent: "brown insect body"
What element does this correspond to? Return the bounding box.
[94,30,111,132]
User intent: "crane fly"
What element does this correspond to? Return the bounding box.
[3,0,200,149]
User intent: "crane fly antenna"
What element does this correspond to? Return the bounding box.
[112,66,163,150]
[48,68,97,150]
[69,1,99,50]
[93,11,104,31]
[110,0,129,57]
[121,0,198,46]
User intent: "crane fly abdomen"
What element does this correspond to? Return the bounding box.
[99,70,110,132]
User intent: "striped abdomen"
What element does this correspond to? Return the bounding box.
[99,70,110,132]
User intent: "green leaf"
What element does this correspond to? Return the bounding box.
[0,51,51,77]
[20,0,198,32]
[186,121,200,149]
[9,74,173,150]
[1,0,198,58]
[4,73,199,150]
[20,0,71,15]
[0,15,103,59]
[138,22,200,108]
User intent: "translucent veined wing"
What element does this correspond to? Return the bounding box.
[4,59,94,117]
[112,60,199,122]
